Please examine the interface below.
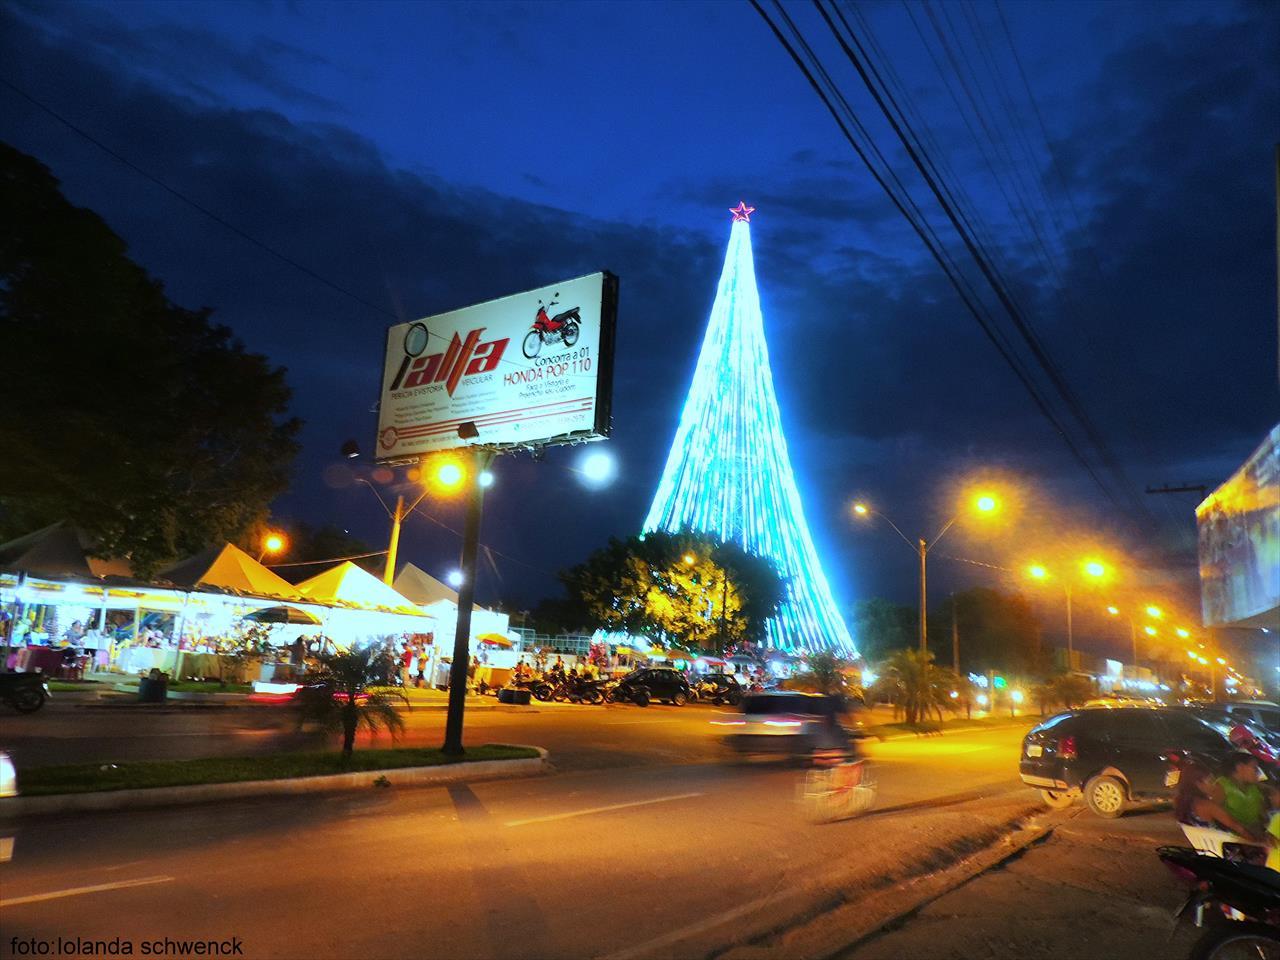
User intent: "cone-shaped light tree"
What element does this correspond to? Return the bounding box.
[643,203,856,655]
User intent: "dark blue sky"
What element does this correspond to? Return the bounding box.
[2,0,1276,655]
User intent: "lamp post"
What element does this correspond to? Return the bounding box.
[853,493,999,655]
[355,459,464,585]
[1026,559,1108,661]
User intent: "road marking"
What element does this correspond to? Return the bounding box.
[604,719,684,725]
[505,792,703,827]
[0,876,174,908]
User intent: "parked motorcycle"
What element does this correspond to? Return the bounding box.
[1158,845,1280,959]
[522,294,581,359]
[0,672,51,713]
[605,679,651,707]
[565,676,606,705]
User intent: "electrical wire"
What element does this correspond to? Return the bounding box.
[750,0,1120,512]
[810,0,1156,527]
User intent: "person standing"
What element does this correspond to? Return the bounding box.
[400,642,415,688]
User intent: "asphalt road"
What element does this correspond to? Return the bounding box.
[0,706,1034,960]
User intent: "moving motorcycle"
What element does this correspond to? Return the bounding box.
[1158,845,1280,959]
[0,672,50,713]
[522,294,581,359]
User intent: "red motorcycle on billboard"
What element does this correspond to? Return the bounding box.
[522,294,581,359]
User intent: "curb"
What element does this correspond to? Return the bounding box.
[0,746,551,817]
[719,806,1074,960]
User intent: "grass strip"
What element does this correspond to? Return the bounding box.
[16,744,539,796]
[866,715,1033,738]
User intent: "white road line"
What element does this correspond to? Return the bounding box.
[0,876,174,908]
[604,719,683,725]
[505,792,703,827]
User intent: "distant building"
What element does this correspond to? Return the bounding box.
[1196,425,1280,631]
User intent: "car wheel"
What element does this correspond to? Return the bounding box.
[1039,788,1074,809]
[725,690,742,706]
[672,692,687,707]
[633,690,650,707]
[1084,775,1127,818]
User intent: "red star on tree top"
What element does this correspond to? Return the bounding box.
[729,201,756,222]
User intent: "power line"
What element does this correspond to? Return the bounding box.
[751,0,1122,513]
[812,1,1155,526]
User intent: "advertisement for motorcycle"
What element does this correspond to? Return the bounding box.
[376,271,617,459]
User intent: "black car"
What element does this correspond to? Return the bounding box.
[1020,706,1235,818]
[614,667,692,706]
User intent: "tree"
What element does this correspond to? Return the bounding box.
[561,531,785,654]
[850,598,917,661]
[932,589,1043,676]
[295,647,408,759]
[786,650,855,697]
[0,143,300,575]
[874,648,962,725]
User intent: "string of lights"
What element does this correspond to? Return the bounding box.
[643,213,856,656]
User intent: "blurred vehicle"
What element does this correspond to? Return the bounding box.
[1020,706,1235,817]
[692,672,743,706]
[721,692,856,761]
[1223,701,1280,733]
[611,668,691,706]
[0,672,50,713]
[0,750,16,798]
[1158,845,1280,959]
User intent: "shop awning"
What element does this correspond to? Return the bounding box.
[0,522,133,579]
[160,544,304,600]
[295,562,426,616]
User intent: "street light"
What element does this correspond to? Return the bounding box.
[258,531,287,562]
[852,492,1000,654]
[1144,625,1157,636]
[1175,627,1190,639]
[578,449,616,488]
[1146,605,1163,619]
[1026,558,1110,659]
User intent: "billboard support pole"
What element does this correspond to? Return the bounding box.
[442,447,495,757]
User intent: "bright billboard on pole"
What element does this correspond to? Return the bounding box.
[376,271,617,461]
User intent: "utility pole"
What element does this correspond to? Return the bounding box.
[443,447,494,757]
[951,592,960,675]
[918,539,928,653]
[384,496,406,585]
[1065,583,1074,663]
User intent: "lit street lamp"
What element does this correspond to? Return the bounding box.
[852,492,1000,654]
[1025,558,1109,659]
[258,531,287,563]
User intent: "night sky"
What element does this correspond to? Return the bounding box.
[3,1,1276,655]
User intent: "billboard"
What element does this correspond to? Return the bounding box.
[376,272,617,460]
[1197,424,1280,628]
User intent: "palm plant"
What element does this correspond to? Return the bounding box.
[786,650,853,696]
[875,648,962,725]
[296,646,408,759]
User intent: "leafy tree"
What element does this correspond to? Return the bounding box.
[874,648,962,725]
[932,588,1043,676]
[786,650,856,697]
[561,531,784,654]
[295,647,408,759]
[850,598,917,661]
[0,143,300,575]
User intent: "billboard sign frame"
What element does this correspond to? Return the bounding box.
[375,271,618,463]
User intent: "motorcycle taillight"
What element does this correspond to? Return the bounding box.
[1058,735,1077,760]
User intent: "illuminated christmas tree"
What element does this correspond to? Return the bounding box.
[643,203,856,655]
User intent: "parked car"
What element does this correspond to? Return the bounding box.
[613,667,693,706]
[1020,706,1235,818]
[1222,701,1280,733]
[721,692,853,760]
